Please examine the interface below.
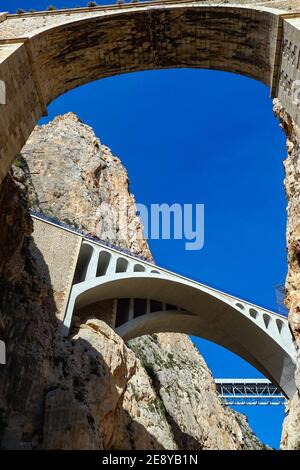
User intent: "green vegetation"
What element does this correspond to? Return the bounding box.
[62,217,80,229]
[14,154,24,169]
[143,360,156,379]
[16,2,99,14]
[147,402,155,413]
[129,382,138,401]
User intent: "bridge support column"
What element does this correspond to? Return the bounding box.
[111,299,118,329]
[106,255,117,275]
[85,247,99,280]
[128,298,134,321]
[61,292,76,336]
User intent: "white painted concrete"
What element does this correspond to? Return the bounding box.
[62,239,297,398]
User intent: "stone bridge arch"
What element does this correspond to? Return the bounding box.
[1,2,300,180]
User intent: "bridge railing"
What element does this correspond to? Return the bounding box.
[215,379,286,406]
[31,211,289,321]
[30,210,152,263]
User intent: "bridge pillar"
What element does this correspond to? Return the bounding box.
[128,298,135,322]
[111,299,118,329]
[85,247,99,280]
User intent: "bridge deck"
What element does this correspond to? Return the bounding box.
[30,211,287,319]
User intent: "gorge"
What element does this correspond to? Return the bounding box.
[1,0,300,450]
[0,111,269,450]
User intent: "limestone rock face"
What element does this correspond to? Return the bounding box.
[129,333,264,450]
[273,99,300,449]
[0,113,266,449]
[14,112,151,260]
[274,101,300,343]
[0,174,57,449]
[43,320,176,450]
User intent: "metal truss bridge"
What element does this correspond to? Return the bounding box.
[215,379,286,406]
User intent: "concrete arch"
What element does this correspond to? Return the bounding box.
[63,268,296,398]
[1,3,300,180]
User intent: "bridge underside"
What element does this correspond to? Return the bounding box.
[67,275,296,398]
[1,2,300,182]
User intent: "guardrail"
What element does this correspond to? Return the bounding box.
[30,210,152,263]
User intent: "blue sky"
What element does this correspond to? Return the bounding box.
[4,0,288,449]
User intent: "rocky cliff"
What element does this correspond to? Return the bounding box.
[274,99,300,449]
[15,113,151,260]
[129,333,267,450]
[0,113,266,449]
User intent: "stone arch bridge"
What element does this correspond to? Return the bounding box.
[0,1,300,182]
[31,213,296,399]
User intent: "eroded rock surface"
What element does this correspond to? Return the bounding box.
[274,98,300,449]
[13,113,151,260]
[0,113,267,449]
[129,333,268,450]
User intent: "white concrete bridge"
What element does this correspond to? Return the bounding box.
[30,213,296,399]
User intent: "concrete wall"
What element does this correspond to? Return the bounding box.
[31,219,81,321]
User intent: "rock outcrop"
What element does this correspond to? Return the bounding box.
[0,174,57,449]
[0,113,266,449]
[273,99,300,449]
[14,112,151,260]
[129,333,268,450]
